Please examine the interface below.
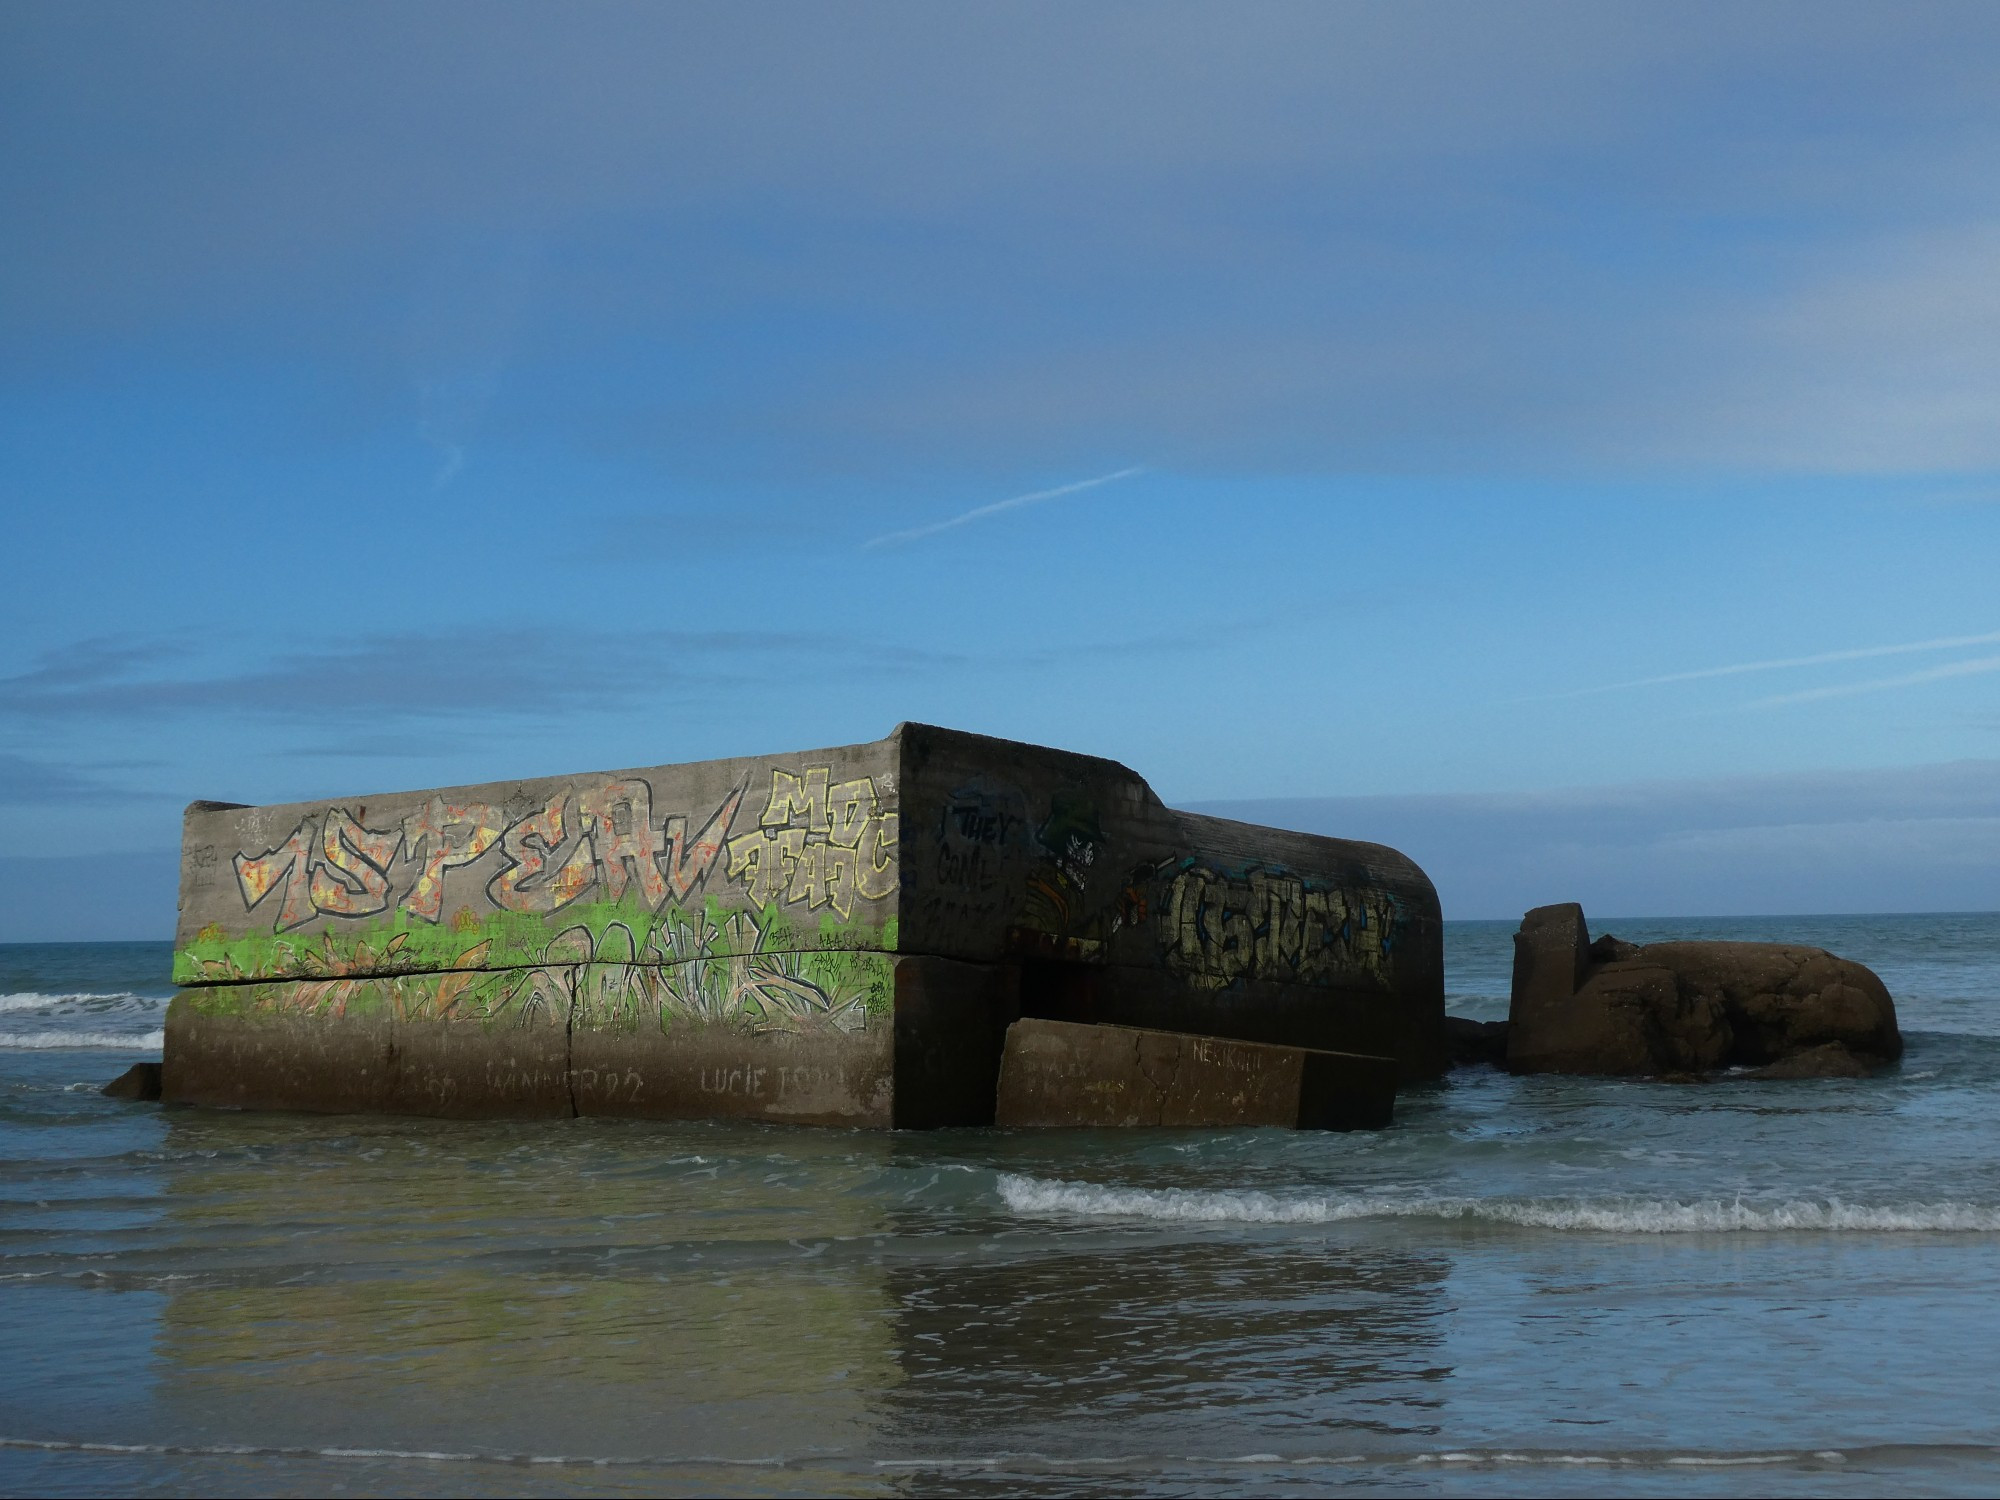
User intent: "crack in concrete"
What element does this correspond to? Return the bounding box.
[562,963,581,1118]
[173,943,882,993]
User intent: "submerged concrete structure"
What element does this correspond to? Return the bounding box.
[166,724,1443,1126]
[995,1019,1397,1130]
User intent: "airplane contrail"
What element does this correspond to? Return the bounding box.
[1750,652,2000,708]
[1532,629,2000,700]
[863,466,1145,549]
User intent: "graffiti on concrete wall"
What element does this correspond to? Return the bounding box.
[1005,790,1156,960]
[1157,864,1399,990]
[215,901,888,1034]
[227,767,902,934]
[724,767,898,922]
[580,905,887,1034]
[909,779,1030,934]
[1020,790,1103,936]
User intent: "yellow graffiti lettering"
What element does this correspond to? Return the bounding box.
[1160,868,1394,988]
[735,766,897,915]
[399,797,503,923]
[856,811,898,901]
[760,767,831,833]
[827,777,875,848]
[726,830,790,904]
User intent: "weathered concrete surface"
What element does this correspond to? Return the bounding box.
[163,966,575,1116]
[1505,903,1590,1059]
[1508,959,1730,1076]
[166,723,1443,1123]
[994,1018,1396,1130]
[571,1007,892,1125]
[1639,941,1901,1065]
[163,953,1015,1126]
[1504,905,1901,1078]
[900,725,1445,1077]
[567,940,897,1124]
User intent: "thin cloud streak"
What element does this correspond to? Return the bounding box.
[1539,629,2000,700]
[863,466,1144,548]
[1195,759,2000,916]
[1751,653,2000,708]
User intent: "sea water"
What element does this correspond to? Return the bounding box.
[3,915,1999,1497]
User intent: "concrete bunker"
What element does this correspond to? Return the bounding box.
[165,724,1443,1127]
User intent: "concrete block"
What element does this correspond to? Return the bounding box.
[993,1018,1395,1130]
[1510,902,1590,1013]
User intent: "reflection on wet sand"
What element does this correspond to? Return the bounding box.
[868,1133,1454,1474]
[148,1110,904,1465]
[137,1111,1460,1478]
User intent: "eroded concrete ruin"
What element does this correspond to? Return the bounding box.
[1500,902,1902,1078]
[166,724,1440,1127]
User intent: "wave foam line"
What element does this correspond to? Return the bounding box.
[0,992,163,1014]
[0,1436,786,1468]
[0,1029,165,1051]
[997,1174,2000,1233]
[9,1435,1992,1474]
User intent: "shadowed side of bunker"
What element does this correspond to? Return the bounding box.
[160,724,1441,1128]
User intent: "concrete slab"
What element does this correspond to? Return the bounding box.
[993,1017,1396,1130]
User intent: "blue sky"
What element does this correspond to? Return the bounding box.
[4,2,1999,935]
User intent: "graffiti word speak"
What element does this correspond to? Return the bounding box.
[233,779,745,930]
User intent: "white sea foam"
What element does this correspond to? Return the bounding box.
[0,1029,165,1051]
[996,1174,2000,1233]
[0,1435,784,1467]
[0,991,164,1014]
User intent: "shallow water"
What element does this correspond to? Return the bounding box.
[4,916,1999,1496]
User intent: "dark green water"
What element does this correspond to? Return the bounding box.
[3,916,1999,1496]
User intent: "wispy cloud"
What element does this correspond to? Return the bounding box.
[0,611,1291,731]
[0,753,163,806]
[862,466,1144,549]
[1541,629,2000,700]
[1750,653,2000,708]
[0,628,966,722]
[1193,760,2000,917]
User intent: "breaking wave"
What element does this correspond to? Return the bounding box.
[996,1174,2000,1233]
[0,1029,165,1051]
[0,991,163,1014]
[0,992,165,1049]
